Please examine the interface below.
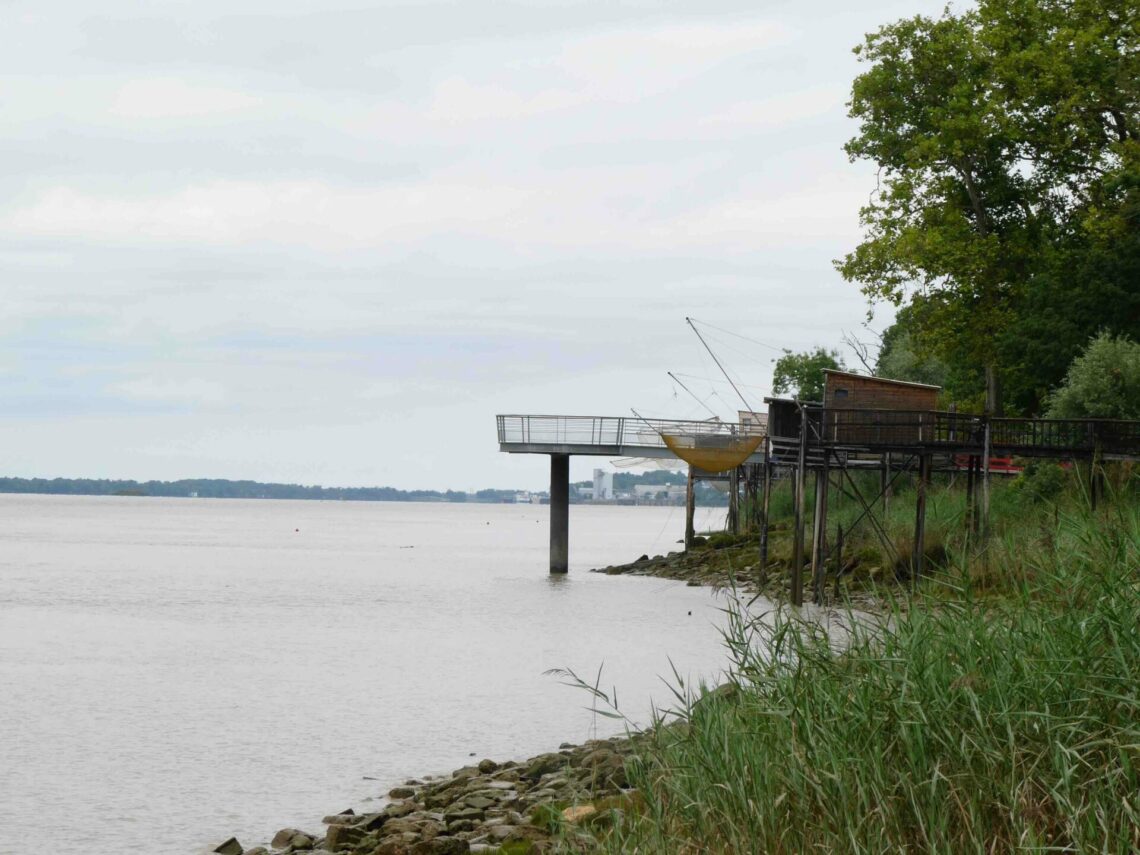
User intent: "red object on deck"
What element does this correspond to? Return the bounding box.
[952,454,1023,475]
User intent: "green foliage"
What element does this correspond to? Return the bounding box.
[771,347,843,401]
[838,0,1140,412]
[705,532,744,550]
[529,803,566,835]
[1012,460,1069,503]
[875,310,949,388]
[592,502,1140,853]
[1047,332,1140,419]
[997,221,1140,414]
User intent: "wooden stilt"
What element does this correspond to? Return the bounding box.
[684,466,695,550]
[883,452,892,520]
[981,419,992,537]
[811,464,830,604]
[832,523,844,600]
[758,454,771,584]
[744,464,759,534]
[792,409,808,607]
[965,454,977,537]
[728,465,740,535]
[912,454,931,587]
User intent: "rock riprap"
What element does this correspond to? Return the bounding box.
[231,735,639,855]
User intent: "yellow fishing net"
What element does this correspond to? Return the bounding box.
[661,433,765,472]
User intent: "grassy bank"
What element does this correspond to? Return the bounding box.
[567,472,1140,853]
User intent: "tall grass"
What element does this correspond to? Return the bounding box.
[588,502,1140,853]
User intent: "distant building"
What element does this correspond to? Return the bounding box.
[738,409,768,432]
[633,484,686,505]
[592,469,613,501]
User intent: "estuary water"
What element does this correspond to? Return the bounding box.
[0,495,731,854]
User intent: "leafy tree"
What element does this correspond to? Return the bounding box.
[876,311,949,388]
[1046,332,1140,420]
[838,0,1139,414]
[772,347,843,401]
[996,179,1140,414]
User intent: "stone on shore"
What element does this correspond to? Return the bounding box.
[213,838,243,855]
[324,824,366,851]
[271,829,315,848]
[562,805,598,823]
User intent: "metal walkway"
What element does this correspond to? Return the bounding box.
[496,414,767,463]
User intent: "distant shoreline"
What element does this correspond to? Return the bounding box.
[0,475,729,506]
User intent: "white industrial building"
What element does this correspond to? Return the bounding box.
[592,469,613,501]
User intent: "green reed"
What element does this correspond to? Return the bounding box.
[584,497,1140,854]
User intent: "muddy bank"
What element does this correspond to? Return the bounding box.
[593,531,893,610]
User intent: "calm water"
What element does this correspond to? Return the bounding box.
[0,495,732,854]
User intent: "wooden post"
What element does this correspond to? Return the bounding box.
[981,419,992,537]
[965,454,977,537]
[1089,451,1099,510]
[728,465,740,535]
[912,454,931,587]
[792,409,808,607]
[549,453,570,573]
[684,466,695,550]
[883,452,892,520]
[811,464,830,604]
[744,464,759,534]
[832,523,845,599]
[758,455,772,584]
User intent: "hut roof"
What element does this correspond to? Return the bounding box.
[822,369,941,392]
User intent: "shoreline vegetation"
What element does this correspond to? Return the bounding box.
[0,471,730,506]
[218,467,1140,854]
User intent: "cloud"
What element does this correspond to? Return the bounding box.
[698,87,846,129]
[108,77,262,118]
[426,78,585,122]
[667,178,868,247]
[1,180,536,249]
[558,21,794,84]
[2,156,867,255]
[112,376,227,406]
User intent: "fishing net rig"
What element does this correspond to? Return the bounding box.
[622,318,770,474]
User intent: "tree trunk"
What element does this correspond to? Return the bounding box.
[985,364,1003,416]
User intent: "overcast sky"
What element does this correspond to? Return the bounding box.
[1,0,951,491]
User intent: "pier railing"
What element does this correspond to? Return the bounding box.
[496,414,766,454]
[803,408,1140,456]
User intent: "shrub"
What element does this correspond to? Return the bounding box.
[1046,332,1140,419]
[1012,460,1068,502]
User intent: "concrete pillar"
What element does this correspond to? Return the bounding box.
[549,454,569,573]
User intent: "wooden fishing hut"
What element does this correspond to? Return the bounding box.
[760,373,943,606]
